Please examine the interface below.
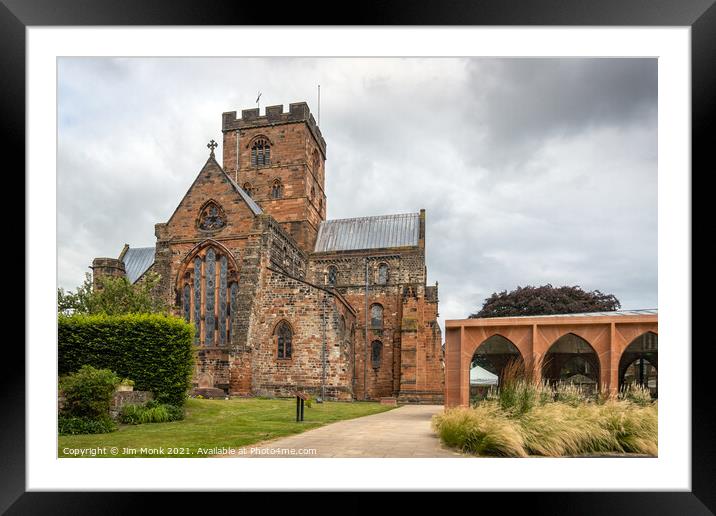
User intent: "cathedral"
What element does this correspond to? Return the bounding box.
[91,101,444,403]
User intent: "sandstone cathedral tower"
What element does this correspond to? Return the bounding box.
[91,101,444,403]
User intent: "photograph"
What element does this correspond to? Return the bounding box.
[56,56,658,460]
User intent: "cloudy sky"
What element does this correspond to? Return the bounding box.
[58,58,657,330]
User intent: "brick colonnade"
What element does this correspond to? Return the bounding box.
[444,312,658,407]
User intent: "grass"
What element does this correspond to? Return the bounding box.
[58,397,393,457]
[433,357,658,457]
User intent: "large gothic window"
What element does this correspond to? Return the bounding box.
[251,137,271,167]
[181,245,237,347]
[370,304,383,329]
[276,321,293,359]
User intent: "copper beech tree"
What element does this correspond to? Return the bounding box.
[470,284,621,318]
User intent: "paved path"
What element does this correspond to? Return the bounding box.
[221,404,465,458]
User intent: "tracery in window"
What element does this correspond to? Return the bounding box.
[197,201,226,231]
[251,137,271,167]
[276,321,293,359]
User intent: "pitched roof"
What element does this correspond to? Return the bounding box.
[314,212,420,253]
[224,170,263,216]
[122,246,155,283]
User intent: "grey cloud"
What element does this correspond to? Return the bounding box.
[57,57,657,333]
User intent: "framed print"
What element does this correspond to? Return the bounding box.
[7,0,713,512]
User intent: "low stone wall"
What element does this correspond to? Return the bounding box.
[109,390,153,419]
[59,389,154,420]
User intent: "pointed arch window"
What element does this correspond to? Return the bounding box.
[251,137,271,167]
[242,182,254,198]
[271,179,284,199]
[327,265,338,287]
[181,245,238,347]
[371,340,383,368]
[370,304,383,329]
[276,321,293,359]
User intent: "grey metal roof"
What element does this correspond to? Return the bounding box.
[314,212,420,252]
[225,172,263,216]
[122,247,155,284]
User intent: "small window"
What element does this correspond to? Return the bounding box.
[271,179,283,199]
[377,263,389,285]
[371,340,383,368]
[276,321,292,359]
[327,265,338,286]
[370,304,383,329]
[251,138,270,167]
[242,182,254,198]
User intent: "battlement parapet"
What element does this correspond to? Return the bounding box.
[222,102,326,157]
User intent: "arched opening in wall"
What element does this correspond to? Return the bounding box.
[370,304,383,330]
[326,265,338,287]
[619,332,658,398]
[275,320,293,360]
[242,182,254,198]
[542,333,600,394]
[271,179,283,199]
[469,335,523,401]
[178,242,238,348]
[251,137,271,167]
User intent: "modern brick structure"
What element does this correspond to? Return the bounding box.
[444,310,658,407]
[91,101,444,403]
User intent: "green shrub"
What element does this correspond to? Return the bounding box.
[59,365,121,419]
[58,415,117,435]
[58,313,194,405]
[119,401,185,425]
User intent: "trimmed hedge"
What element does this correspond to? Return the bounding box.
[58,313,194,405]
[59,415,117,435]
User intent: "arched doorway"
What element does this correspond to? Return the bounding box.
[542,333,600,394]
[469,335,523,401]
[619,332,658,398]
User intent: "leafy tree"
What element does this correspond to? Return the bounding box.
[58,272,167,315]
[470,284,620,318]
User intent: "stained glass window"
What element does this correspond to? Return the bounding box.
[204,248,216,345]
[327,265,337,286]
[218,255,227,345]
[198,201,225,231]
[193,257,201,345]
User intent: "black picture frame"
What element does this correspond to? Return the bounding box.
[6,0,711,512]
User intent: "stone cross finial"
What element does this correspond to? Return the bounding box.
[207,139,218,157]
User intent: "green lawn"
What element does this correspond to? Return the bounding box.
[58,397,393,457]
